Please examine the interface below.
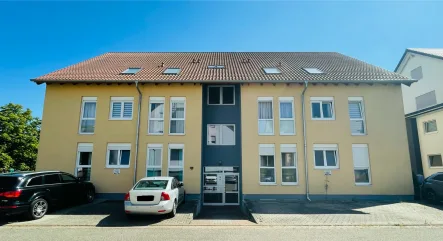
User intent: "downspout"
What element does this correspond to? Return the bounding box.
[301,80,311,201]
[133,81,142,185]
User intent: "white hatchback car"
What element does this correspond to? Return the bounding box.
[124,177,185,218]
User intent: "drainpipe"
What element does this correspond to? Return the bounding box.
[133,81,142,185]
[301,80,311,201]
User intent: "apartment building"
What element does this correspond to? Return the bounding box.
[32,52,415,204]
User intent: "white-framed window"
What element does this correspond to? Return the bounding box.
[259,144,276,184]
[424,120,438,133]
[207,124,235,145]
[169,97,186,135]
[208,86,235,105]
[311,97,335,120]
[348,97,366,135]
[429,154,443,168]
[147,144,162,177]
[75,143,93,181]
[109,97,134,120]
[168,144,184,181]
[258,97,274,135]
[148,97,165,135]
[279,97,295,135]
[313,144,339,169]
[352,144,371,185]
[106,143,131,168]
[79,97,97,134]
[281,144,297,185]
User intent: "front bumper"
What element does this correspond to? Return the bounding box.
[124,200,174,215]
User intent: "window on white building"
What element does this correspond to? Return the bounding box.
[352,144,371,184]
[313,144,339,169]
[258,97,274,135]
[148,97,165,135]
[169,97,186,135]
[311,97,334,120]
[106,144,131,168]
[429,155,443,167]
[109,97,133,120]
[281,144,297,185]
[168,144,184,181]
[424,120,438,133]
[348,97,366,135]
[279,97,295,135]
[259,144,275,184]
[147,144,162,177]
[79,97,97,134]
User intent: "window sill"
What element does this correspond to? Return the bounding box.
[169,133,185,136]
[280,133,296,136]
[79,132,94,135]
[355,183,371,186]
[148,133,164,136]
[351,133,367,136]
[106,166,130,169]
[429,166,443,169]
[424,131,438,135]
[258,133,275,136]
[259,183,277,186]
[281,182,298,186]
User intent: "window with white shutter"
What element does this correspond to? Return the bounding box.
[147,144,162,177]
[259,144,276,184]
[281,144,297,184]
[79,97,97,134]
[148,97,165,135]
[279,97,295,135]
[258,97,274,135]
[169,97,186,135]
[352,144,371,185]
[109,97,134,120]
[348,97,366,135]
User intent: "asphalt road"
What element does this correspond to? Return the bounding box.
[1,226,442,241]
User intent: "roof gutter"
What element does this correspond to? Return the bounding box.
[301,80,311,201]
[133,81,142,185]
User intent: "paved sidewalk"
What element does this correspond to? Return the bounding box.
[245,200,443,226]
[2,200,197,227]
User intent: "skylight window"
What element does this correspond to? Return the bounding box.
[263,67,281,74]
[163,68,181,75]
[303,68,324,74]
[121,68,141,74]
[208,65,225,69]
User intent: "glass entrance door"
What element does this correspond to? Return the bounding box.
[203,167,240,205]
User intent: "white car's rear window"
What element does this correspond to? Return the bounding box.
[134,180,169,190]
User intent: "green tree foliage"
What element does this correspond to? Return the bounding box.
[0,103,41,172]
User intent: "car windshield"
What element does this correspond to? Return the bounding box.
[0,176,20,188]
[134,180,169,190]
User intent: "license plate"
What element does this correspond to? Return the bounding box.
[137,196,154,201]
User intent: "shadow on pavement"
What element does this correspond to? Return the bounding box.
[196,206,248,220]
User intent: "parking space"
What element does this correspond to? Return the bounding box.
[1,200,197,227]
[245,200,443,226]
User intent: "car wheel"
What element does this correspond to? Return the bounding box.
[28,198,48,220]
[426,190,438,203]
[167,201,177,218]
[85,189,95,203]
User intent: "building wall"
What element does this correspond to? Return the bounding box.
[416,110,443,177]
[399,53,443,114]
[241,83,413,196]
[37,84,202,195]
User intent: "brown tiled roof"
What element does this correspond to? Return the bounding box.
[32,52,413,84]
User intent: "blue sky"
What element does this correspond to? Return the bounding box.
[0,1,441,118]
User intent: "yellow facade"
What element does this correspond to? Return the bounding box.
[37,84,202,194]
[37,82,413,197]
[241,83,413,196]
[416,110,443,177]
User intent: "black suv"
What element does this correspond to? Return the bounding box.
[0,171,95,219]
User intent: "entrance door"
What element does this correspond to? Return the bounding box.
[203,167,240,205]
